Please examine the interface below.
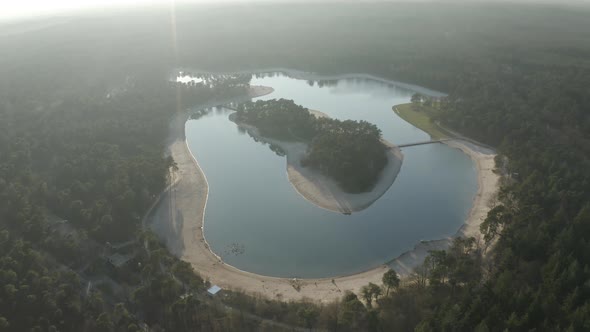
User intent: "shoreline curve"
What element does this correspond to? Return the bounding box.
[148,82,499,303]
[229,111,404,214]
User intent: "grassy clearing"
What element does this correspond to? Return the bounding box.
[393,103,451,140]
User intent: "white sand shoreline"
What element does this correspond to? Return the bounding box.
[148,84,499,303]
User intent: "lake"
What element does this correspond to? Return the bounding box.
[185,73,477,278]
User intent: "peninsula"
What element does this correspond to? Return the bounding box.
[230,99,403,213]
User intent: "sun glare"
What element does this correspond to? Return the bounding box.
[0,0,185,20]
[0,0,285,20]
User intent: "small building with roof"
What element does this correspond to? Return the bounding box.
[207,285,222,297]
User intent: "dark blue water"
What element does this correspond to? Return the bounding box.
[185,74,477,278]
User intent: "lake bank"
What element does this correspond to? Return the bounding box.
[393,103,499,242]
[177,67,446,98]
[393,103,451,140]
[148,83,498,303]
[151,86,389,303]
[229,110,404,214]
[445,139,498,239]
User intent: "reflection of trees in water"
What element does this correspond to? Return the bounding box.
[269,143,286,157]
[243,130,286,157]
[248,131,260,143]
[214,105,225,115]
[254,72,279,79]
[315,79,338,88]
[176,71,253,89]
[189,108,210,120]
[190,106,234,120]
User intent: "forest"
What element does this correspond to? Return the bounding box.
[0,70,277,331]
[235,99,388,193]
[1,2,590,331]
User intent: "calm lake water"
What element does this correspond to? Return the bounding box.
[185,73,477,278]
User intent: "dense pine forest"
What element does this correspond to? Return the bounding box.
[1,2,590,331]
[235,99,388,193]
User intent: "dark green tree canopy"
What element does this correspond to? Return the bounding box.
[236,99,389,192]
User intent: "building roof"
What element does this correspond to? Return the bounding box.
[207,285,222,295]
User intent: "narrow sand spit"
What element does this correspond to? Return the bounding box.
[230,109,403,214]
[148,86,500,303]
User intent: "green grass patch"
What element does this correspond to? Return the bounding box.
[393,103,451,140]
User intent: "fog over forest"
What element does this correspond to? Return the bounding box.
[1,0,590,331]
[2,0,590,21]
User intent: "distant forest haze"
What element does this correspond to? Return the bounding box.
[1,2,590,331]
[2,0,590,21]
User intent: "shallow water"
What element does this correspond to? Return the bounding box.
[185,73,477,278]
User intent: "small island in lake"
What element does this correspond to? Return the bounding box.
[230,99,404,213]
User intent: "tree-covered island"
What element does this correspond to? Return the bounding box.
[234,99,389,193]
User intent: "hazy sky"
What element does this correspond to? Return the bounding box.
[0,0,327,21]
[1,0,151,20]
[1,0,589,21]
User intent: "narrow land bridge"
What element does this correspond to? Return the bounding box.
[397,139,451,148]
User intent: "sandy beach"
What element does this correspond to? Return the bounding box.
[230,110,404,214]
[148,85,500,303]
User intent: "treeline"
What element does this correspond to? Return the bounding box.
[0,228,200,331]
[412,65,590,331]
[236,99,317,140]
[0,70,290,331]
[339,29,590,332]
[3,3,590,330]
[322,46,590,332]
[209,237,482,331]
[236,99,388,192]
[328,238,483,331]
